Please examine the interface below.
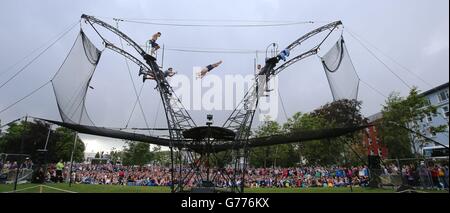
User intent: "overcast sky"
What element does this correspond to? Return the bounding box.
[0,0,448,153]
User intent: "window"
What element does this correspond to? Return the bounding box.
[431,130,436,137]
[364,128,370,135]
[427,127,437,137]
[442,106,449,118]
[438,90,449,102]
[378,148,383,157]
[423,146,449,158]
[427,115,432,122]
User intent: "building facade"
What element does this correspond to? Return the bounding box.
[415,82,449,148]
[363,112,388,159]
[364,82,449,157]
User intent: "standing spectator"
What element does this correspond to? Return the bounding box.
[438,165,446,189]
[418,162,431,189]
[118,169,125,185]
[1,161,10,174]
[55,159,64,183]
[444,165,449,189]
[22,157,33,170]
[430,165,440,189]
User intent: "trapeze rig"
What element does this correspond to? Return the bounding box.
[75,14,344,193]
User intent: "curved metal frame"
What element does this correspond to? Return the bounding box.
[81,14,198,193]
[75,16,347,193]
[81,14,147,56]
[221,21,343,192]
[274,20,342,75]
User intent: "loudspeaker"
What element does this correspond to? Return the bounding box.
[201,180,215,187]
[368,155,381,169]
[368,155,382,188]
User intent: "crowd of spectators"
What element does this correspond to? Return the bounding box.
[1,160,448,189]
[382,163,448,189]
[43,163,372,188]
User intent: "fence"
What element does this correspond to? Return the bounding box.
[381,157,448,190]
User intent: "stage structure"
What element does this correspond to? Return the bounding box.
[44,14,363,193]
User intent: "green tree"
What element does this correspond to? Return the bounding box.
[109,150,123,164]
[310,99,367,166]
[379,87,445,158]
[151,146,171,166]
[52,127,85,162]
[283,112,330,165]
[122,141,152,166]
[249,119,295,167]
[0,120,85,163]
[282,100,367,166]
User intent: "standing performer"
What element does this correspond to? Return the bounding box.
[149,32,161,56]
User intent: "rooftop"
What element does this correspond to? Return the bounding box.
[420,82,449,97]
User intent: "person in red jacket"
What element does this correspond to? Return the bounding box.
[430,165,440,188]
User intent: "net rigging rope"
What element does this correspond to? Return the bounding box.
[124,83,145,128]
[0,81,51,115]
[164,48,265,54]
[345,29,412,90]
[0,21,80,78]
[98,16,324,23]
[116,21,151,133]
[345,28,433,88]
[151,98,162,135]
[115,19,314,27]
[359,79,388,99]
[0,21,80,90]
[278,91,289,121]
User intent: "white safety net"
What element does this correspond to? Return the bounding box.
[52,30,102,125]
[321,36,359,101]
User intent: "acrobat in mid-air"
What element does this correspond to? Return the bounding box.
[149,32,161,56]
[196,60,223,79]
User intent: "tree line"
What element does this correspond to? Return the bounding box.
[0,87,444,166]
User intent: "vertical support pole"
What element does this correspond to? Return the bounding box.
[206,124,211,183]
[253,57,256,75]
[68,132,78,187]
[161,44,165,69]
[43,126,51,151]
[178,148,182,190]
[13,116,27,192]
[170,147,175,193]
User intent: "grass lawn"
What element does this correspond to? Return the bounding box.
[1,183,447,193]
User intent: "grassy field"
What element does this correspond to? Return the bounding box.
[1,183,447,193]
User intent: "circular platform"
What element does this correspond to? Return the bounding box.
[182,126,235,141]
